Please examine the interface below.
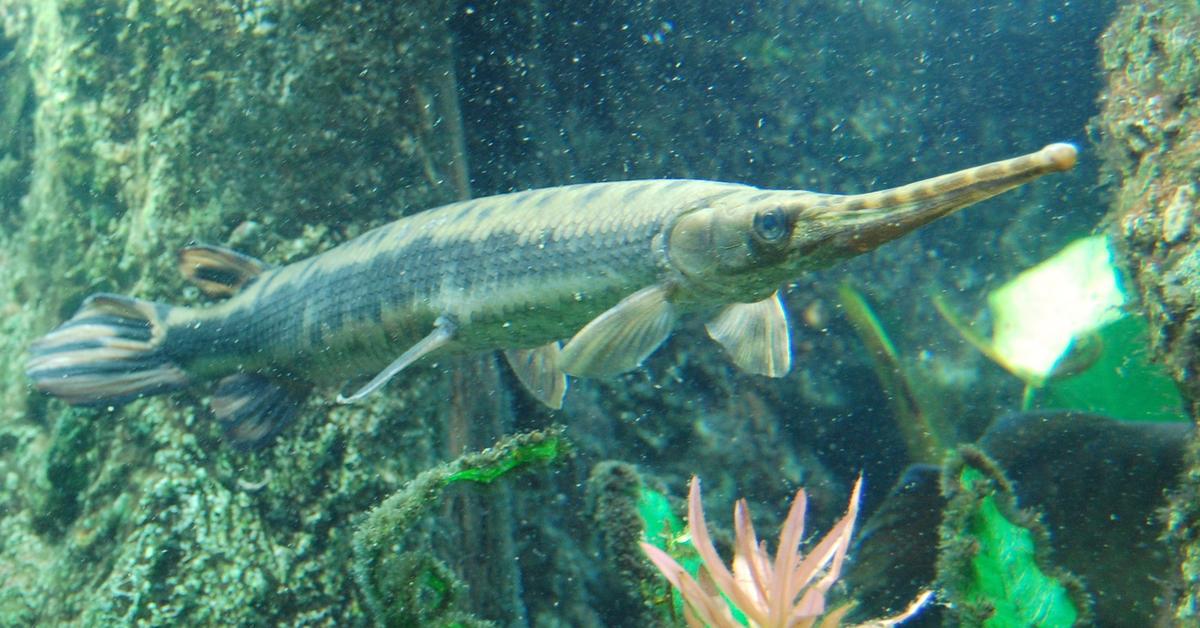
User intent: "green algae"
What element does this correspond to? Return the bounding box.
[445,435,565,485]
[352,427,568,627]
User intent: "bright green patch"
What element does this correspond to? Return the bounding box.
[445,436,565,485]
[1032,316,1186,422]
[636,485,693,620]
[637,484,752,626]
[958,466,1079,628]
[637,484,683,547]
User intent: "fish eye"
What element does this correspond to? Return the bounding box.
[753,207,789,242]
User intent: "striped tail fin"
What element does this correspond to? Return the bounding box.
[26,294,190,406]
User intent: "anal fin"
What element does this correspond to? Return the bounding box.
[179,244,272,298]
[212,373,311,450]
[705,291,792,377]
[558,284,676,378]
[504,342,568,409]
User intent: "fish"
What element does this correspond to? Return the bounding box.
[26,143,1077,448]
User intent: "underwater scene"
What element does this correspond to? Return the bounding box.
[3,0,1200,626]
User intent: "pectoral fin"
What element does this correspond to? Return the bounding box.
[336,317,456,403]
[179,244,272,298]
[706,291,792,377]
[504,342,568,409]
[559,285,676,378]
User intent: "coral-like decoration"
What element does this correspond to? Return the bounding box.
[641,476,930,627]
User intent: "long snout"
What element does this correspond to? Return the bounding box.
[793,143,1077,259]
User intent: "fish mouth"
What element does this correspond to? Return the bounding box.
[790,143,1077,261]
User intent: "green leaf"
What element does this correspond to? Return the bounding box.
[1033,315,1186,422]
[939,449,1088,627]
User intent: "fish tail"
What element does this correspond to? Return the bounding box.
[26,293,190,406]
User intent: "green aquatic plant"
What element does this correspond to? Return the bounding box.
[352,427,568,626]
[1029,315,1185,422]
[641,477,930,627]
[637,479,704,623]
[838,282,946,464]
[934,234,1183,421]
[938,448,1089,627]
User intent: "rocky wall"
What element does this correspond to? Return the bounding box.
[0,1,465,623]
[1094,1,1200,622]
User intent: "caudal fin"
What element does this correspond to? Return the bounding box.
[26,294,189,406]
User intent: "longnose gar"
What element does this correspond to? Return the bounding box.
[27,144,1077,448]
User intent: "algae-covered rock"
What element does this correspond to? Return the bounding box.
[353,427,568,627]
[0,1,466,623]
[850,413,1187,626]
[981,412,1187,624]
[585,461,685,627]
[1094,1,1200,621]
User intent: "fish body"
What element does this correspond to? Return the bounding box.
[27,144,1077,447]
[172,179,742,385]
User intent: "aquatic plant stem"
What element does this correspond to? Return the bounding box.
[838,282,944,464]
[351,426,568,624]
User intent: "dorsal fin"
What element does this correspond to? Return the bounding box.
[178,244,271,298]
